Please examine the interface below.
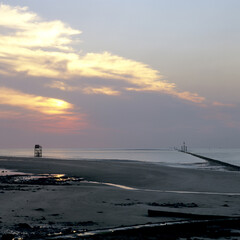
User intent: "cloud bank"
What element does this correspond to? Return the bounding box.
[0,3,205,105]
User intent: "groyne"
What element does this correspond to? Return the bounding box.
[183,151,240,171]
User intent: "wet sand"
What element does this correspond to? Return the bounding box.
[0,156,240,239]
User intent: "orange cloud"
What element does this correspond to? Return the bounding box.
[212,101,235,107]
[0,87,88,133]
[127,81,205,103]
[171,91,206,103]
[0,3,205,104]
[46,81,76,91]
[83,87,121,96]
[0,87,73,115]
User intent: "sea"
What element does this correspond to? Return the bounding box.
[0,148,239,170]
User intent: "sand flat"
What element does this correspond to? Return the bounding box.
[0,156,240,239]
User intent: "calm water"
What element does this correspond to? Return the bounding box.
[0,148,239,169]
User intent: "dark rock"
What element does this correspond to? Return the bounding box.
[1,234,15,240]
[114,202,135,206]
[51,213,60,216]
[148,202,198,208]
[223,204,229,207]
[148,202,161,206]
[34,208,44,211]
[17,223,32,229]
[62,228,73,234]
[77,221,97,226]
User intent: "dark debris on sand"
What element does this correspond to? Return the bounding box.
[0,175,84,186]
[0,221,99,240]
[148,202,199,208]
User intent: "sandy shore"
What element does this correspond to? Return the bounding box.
[0,156,240,239]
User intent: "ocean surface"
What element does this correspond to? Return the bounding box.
[0,148,239,170]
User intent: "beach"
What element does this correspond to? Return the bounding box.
[0,156,240,239]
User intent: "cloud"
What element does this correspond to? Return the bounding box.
[0,4,80,50]
[0,3,205,104]
[127,81,205,103]
[212,101,235,107]
[0,87,88,132]
[46,80,76,91]
[47,81,120,95]
[0,87,73,115]
[0,4,36,29]
[83,87,121,96]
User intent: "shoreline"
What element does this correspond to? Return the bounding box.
[0,156,240,239]
[0,153,235,175]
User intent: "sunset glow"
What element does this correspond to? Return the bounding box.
[0,87,73,115]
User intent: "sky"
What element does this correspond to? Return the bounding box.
[0,0,240,148]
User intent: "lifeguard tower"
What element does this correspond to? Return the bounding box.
[34,145,42,157]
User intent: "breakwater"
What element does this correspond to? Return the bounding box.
[183,151,240,171]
